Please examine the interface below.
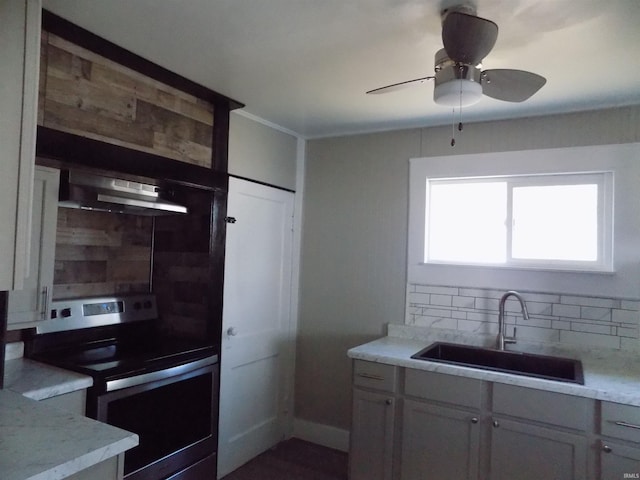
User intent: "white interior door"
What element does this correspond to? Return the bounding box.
[217,177,295,478]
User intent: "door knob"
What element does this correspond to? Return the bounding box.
[227,327,238,336]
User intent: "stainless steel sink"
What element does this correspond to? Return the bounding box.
[411,342,584,384]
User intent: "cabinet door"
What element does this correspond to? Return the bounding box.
[0,0,42,291]
[490,417,587,480]
[401,399,480,480]
[600,441,640,480]
[8,167,59,328]
[350,389,395,480]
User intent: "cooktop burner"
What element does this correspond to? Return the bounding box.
[32,335,215,382]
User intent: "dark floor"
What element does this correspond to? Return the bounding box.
[221,438,348,480]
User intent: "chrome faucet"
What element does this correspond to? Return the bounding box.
[497,291,529,350]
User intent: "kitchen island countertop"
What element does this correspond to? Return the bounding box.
[348,325,640,407]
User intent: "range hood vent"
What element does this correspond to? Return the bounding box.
[59,170,188,216]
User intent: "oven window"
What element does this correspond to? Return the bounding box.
[107,371,213,475]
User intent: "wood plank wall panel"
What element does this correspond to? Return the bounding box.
[53,208,152,299]
[38,32,214,168]
[153,187,215,340]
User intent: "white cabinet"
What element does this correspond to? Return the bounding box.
[350,360,397,480]
[8,166,59,329]
[0,0,42,291]
[39,389,87,416]
[65,456,124,480]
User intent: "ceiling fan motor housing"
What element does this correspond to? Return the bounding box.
[433,49,482,107]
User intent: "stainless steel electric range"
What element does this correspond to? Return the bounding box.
[26,294,219,480]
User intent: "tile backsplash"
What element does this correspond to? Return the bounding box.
[406,283,640,351]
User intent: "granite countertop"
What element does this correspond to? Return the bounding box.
[1,343,138,480]
[3,357,93,401]
[0,389,138,480]
[348,325,640,407]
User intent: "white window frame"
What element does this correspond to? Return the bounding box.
[424,172,614,272]
[408,143,640,299]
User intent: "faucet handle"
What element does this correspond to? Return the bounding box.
[505,326,517,344]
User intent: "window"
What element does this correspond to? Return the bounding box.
[425,172,613,271]
[408,144,640,298]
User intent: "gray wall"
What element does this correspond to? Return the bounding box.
[296,106,640,431]
[228,112,298,190]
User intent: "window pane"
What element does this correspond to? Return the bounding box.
[427,182,507,263]
[512,184,598,261]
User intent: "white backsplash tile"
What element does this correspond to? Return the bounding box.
[407,283,640,351]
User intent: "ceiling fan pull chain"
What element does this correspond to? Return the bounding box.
[451,108,456,147]
[458,75,464,132]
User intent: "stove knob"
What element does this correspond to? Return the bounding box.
[143,300,152,309]
[60,308,72,318]
[133,302,142,310]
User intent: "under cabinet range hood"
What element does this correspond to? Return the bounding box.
[58,170,188,216]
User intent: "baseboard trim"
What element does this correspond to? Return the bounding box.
[292,418,350,452]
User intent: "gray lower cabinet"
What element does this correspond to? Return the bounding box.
[600,401,640,479]
[350,360,600,480]
[489,417,587,480]
[350,389,395,480]
[350,361,397,480]
[401,400,480,480]
[490,383,588,480]
[600,441,640,479]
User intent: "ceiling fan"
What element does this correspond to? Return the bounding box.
[366,4,546,108]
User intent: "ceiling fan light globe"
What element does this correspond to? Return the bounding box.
[433,79,483,107]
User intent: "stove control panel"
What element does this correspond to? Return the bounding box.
[38,294,158,334]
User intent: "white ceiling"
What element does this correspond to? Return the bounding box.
[42,0,640,138]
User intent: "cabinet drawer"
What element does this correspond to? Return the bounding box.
[493,383,588,431]
[404,369,482,409]
[353,360,397,393]
[601,402,640,443]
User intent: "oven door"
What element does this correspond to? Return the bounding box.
[91,356,218,480]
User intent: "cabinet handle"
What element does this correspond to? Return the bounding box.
[40,286,49,320]
[613,421,640,430]
[385,399,393,406]
[492,420,500,428]
[470,417,479,424]
[602,445,612,454]
[356,373,385,381]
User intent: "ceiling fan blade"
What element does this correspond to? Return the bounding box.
[481,69,546,102]
[366,76,434,95]
[442,11,498,65]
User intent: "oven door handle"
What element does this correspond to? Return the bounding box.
[106,354,219,392]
